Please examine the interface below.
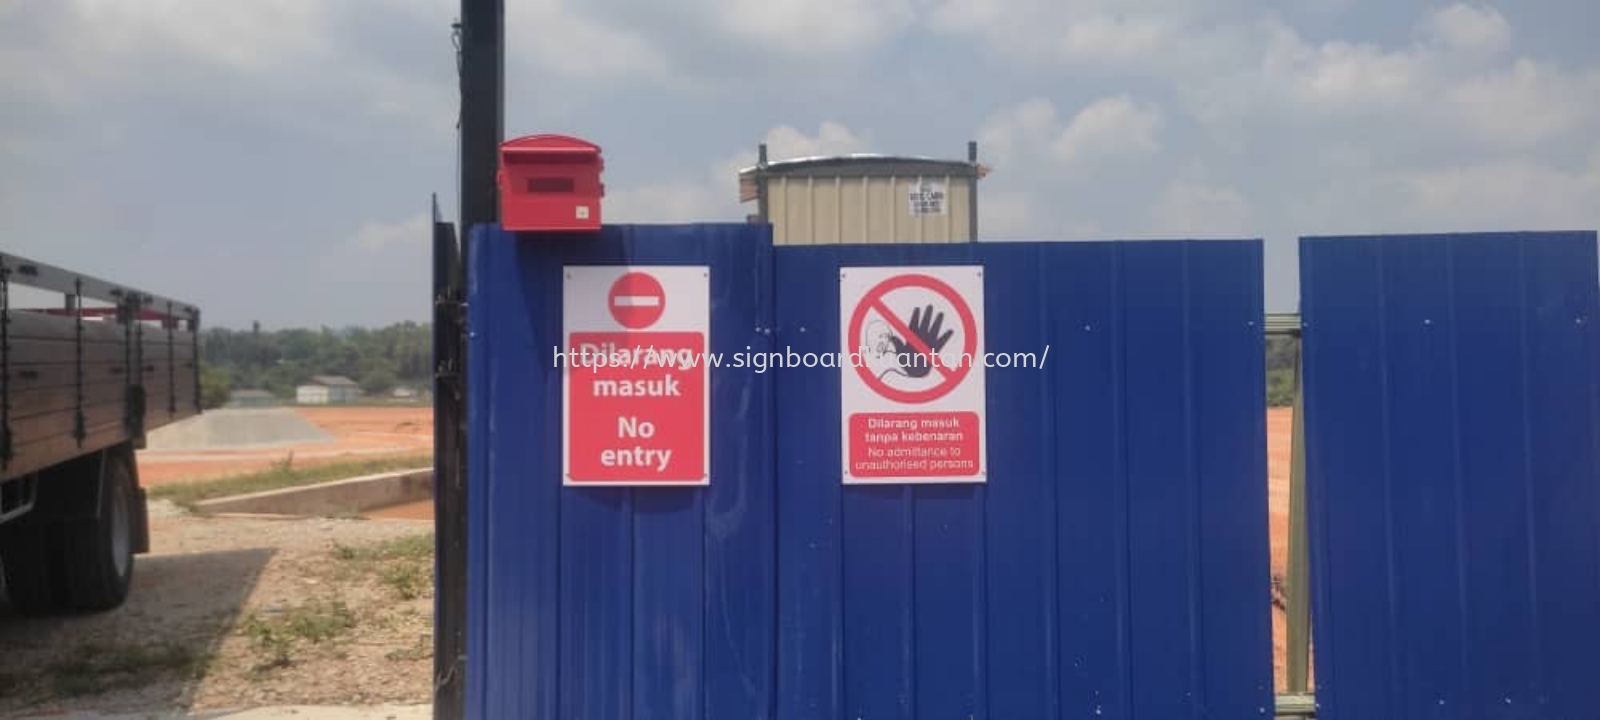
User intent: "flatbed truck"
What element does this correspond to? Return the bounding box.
[0,251,201,614]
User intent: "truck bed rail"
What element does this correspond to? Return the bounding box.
[0,251,201,481]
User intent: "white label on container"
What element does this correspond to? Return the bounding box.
[908,180,947,215]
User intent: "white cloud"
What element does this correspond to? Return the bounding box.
[1051,96,1163,168]
[1446,59,1600,148]
[3,0,457,138]
[352,214,431,252]
[1152,180,1254,236]
[608,121,870,223]
[715,0,914,54]
[977,99,1062,166]
[508,0,671,80]
[1262,28,1423,111]
[1423,3,1511,54]
[1060,15,1170,64]
[923,0,1235,71]
[69,0,334,74]
[924,0,1057,59]
[977,96,1161,172]
[1196,13,1600,156]
[977,191,1039,239]
[762,122,871,160]
[1398,154,1600,229]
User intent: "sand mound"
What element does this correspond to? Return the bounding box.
[144,408,334,450]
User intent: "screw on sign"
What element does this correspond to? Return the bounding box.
[847,273,978,404]
[608,271,665,329]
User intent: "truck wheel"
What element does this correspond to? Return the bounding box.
[56,451,137,612]
[0,524,64,615]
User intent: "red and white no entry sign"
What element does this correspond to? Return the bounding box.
[608,271,666,329]
[839,265,987,485]
[564,265,710,486]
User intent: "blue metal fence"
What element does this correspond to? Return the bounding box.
[465,223,776,720]
[465,225,1274,719]
[773,240,1274,720]
[1300,231,1600,720]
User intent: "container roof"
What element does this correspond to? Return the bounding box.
[738,154,991,202]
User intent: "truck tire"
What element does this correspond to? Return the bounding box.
[56,450,138,612]
[0,523,65,615]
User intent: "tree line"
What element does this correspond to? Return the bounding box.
[197,322,1299,409]
[199,322,431,407]
[1266,336,1297,407]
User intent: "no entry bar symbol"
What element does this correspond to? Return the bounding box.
[609,271,666,329]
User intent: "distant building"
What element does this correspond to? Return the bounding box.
[391,386,419,400]
[296,375,361,405]
[226,389,278,408]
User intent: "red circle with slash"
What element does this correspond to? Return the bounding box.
[847,273,977,404]
[608,272,666,329]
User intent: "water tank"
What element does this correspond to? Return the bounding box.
[738,142,988,245]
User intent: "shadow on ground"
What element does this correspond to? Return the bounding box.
[0,547,274,717]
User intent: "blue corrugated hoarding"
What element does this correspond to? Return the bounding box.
[773,241,1273,720]
[466,224,1273,719]
[1301,231,1600,720]
[466,223,777,720]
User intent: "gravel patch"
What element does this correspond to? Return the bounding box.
[0,501,434,717]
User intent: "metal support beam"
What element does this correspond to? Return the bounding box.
[1285,315,1312,693]
[755,142,769,225]
[967,140,978,242]
[431,197,466,720]
[1266,312,1301,336]
[1276,692,1317,718]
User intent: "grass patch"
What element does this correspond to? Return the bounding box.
[331,533,433,563]
[239,599,359,672]
[149,453,433,509]
[380,564,431,601]
[329,532,435,601]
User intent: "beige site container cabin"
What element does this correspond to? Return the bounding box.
[738,144,988,246]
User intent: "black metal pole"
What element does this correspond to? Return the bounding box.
[437,1,499,717]
[458,0,504,240]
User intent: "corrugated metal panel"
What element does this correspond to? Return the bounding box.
[1300,231,1600,720]
[465,224,777,720]
[772,238,1273,720]
[767,174,973,245]
[465,226,1273,719]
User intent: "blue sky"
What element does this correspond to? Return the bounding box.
[4,0,1596,328]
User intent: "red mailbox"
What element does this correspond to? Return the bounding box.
[497,134,604,232]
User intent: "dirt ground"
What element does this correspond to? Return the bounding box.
[0,502,434,718]
[1266,406,1296,690]
[136,406,433,487]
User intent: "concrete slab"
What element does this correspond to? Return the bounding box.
[144,408,333,450]
[191,468,432,517]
